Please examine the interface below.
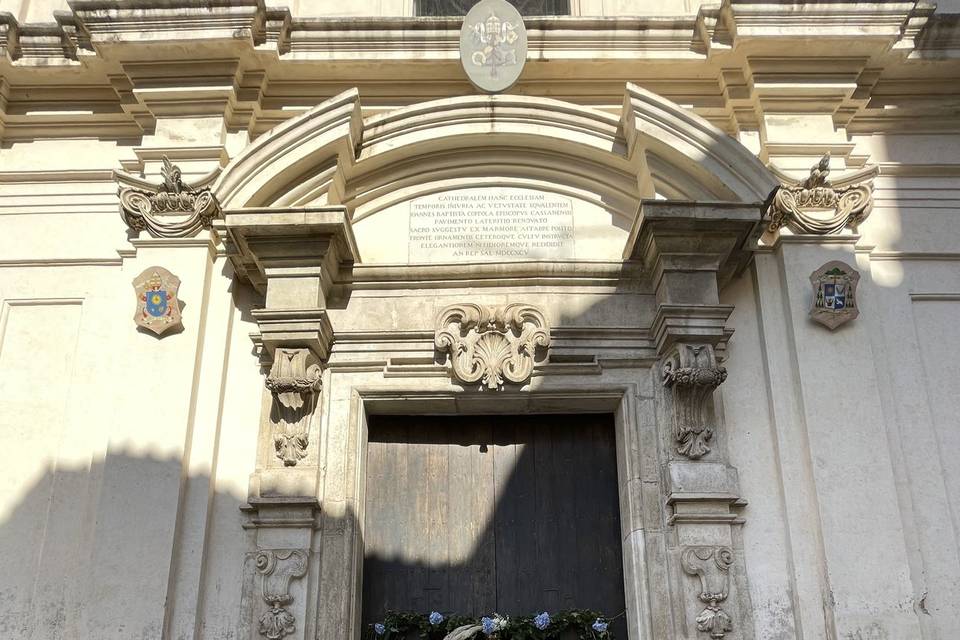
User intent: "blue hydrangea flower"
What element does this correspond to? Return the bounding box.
[534,612,551,630]
[374,622,386,635]
[429,611,444,625]
[592,619,608,633]
[481,617,496,635]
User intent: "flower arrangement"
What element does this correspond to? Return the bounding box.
[365,609,613,639]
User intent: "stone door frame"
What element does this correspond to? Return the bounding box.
[341,382,654,640]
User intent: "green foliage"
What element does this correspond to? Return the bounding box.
[364,609,614,640]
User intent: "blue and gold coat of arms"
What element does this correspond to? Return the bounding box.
[810,260,860,330]
[133,266,182,336]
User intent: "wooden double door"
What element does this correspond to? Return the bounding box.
[362,414,626,636]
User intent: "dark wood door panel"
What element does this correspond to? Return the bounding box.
[362,414,626,636]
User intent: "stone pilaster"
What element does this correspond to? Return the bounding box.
[216,206,358,640]
[753,158,923,639]
[627,200,759,639]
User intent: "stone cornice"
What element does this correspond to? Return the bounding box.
[216,206,359,296]
[0,1,959,142]
[0,1,948,62]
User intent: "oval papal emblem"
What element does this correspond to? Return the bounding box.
[460,0,528,94]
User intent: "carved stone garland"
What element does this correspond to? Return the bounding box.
[766,153,873,235]
[255,549,309,639]
[662,343,727,459]
[116,156,221,238]
[435,303,550,390]
[681,546,735,639]
[265,348,322,466]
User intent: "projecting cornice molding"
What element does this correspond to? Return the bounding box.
[0,1,949,63]
[1,3,959,142]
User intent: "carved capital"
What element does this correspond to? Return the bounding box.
[266,348,322,467]
[681,546,734,639]
[255,549,308,639]
[435,302,550,390]
[766,153,875,235]
[662,343,727,459]
[116,156,221,238]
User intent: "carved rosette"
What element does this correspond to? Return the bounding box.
[116,156,221,238]
[255,549,308,639]
[662,344,727,459]
[265,348,322,466]
[681,546,735,639]
[435,303,550,390]
[766,153,874,235]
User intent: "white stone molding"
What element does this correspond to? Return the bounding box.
[434,303,551,390]
[265,348,322,467]
[255,549,309,640]
[4,2,942,66]
[681,546,735,639]
[212,86,778,219]
[766,153,876,235]
[115,156,222,238]
[623,82,779,203]
[662,344,727,460]
[2,2,956,143]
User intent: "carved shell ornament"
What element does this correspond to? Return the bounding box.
[115,156,221,238]
[435,303,550,390]
[766,153,876,235]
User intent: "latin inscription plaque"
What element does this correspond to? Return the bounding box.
[408,189,574,262]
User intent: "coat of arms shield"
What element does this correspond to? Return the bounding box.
[133,266,182,336]
[809,260,860,330]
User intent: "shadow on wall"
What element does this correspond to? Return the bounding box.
[0,431,627,639]
[0,451,248,639]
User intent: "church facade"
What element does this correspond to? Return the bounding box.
[1,1,959,639]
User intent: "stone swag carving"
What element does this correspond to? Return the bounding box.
[256,549,308,639]
[116,156,221,238]
[265,348,322,466]
[435,303,550,390]
[766,152,874,235]
[681,546,735,639]
[662,343,727,459]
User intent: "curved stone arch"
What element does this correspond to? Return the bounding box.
[214,83,778,217]
[622,83,779,203]
[343,147,641,225]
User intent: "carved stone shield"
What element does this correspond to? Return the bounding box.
[133,266,182,336]
[809,260,860,330]
[460,0,527,93]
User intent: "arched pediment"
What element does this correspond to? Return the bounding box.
[214,84,777,215]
